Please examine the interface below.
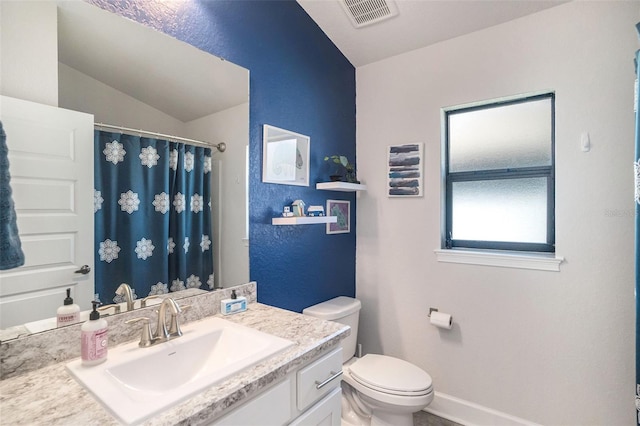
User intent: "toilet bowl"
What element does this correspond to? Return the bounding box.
[303,296,433,426]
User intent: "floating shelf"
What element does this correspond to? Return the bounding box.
[272,216,338,225]
[316,182,367,192]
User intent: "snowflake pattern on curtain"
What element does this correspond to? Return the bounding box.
[94,131,214,304]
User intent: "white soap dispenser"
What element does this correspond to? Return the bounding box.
[56,288,80,327]
[81,301,108,366]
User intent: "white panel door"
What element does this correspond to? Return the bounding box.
[0,95,94,329]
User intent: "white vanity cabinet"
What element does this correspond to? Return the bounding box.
[210,378,293,425]
[289,388,341,426]
[211,347,343,426]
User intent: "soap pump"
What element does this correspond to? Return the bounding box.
[56,288,80,327]
[81,301,108,366]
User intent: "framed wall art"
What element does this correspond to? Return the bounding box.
[387,143,423,197]
[262,124,310,186]
[326,199,350,234]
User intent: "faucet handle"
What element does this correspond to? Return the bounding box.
[126,317,153,347]
[141,295,160,308]
[167,304,191,338]
[98,304,121,316]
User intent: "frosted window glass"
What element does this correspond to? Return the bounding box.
[451,178,547,243]
[449,98,552,172]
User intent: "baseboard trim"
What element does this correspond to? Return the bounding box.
[424,392,541,426]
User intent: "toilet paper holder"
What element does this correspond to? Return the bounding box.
[428,307,453,329]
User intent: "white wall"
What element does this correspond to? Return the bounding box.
[355,2,638,425]
[59,63,185,135]
[0,1,58,106]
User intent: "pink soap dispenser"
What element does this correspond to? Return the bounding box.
[81,301,108,366]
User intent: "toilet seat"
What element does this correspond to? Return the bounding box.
[347,354,433,397]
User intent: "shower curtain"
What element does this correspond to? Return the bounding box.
[94,130,214,304]
[635,22,640,426]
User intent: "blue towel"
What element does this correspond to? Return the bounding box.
[0,120,25,270]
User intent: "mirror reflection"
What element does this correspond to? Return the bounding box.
[0,1,249,337]
[262,125,310,187]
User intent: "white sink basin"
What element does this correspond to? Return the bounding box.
[66,316,294,425]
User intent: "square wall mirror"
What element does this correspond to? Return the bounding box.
[262,125,310,186]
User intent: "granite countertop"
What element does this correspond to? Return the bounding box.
[0,303,349,425]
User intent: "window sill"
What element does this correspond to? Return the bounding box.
[434,249,564,271]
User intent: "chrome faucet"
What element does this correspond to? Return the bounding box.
[116,283,135,311]
[127,297,185,347]
[154,297,182,342]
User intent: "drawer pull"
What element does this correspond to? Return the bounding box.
[315,370,343,390]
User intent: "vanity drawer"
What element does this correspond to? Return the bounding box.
[297,347,343,411]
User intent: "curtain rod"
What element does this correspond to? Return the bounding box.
[95,123,226,152]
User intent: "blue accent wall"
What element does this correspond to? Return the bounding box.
[91,0,357,312]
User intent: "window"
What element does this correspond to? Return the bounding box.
[443,92,555,253]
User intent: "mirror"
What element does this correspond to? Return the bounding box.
[262,125,310,186]
[0,1,249,338]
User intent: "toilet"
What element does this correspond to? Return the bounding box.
[303,296,433,426]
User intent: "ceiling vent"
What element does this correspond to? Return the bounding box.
[339,0,399,28]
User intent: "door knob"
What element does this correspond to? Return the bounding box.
[74,265,91,275]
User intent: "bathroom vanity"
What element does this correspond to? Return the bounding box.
[0,285,349,425]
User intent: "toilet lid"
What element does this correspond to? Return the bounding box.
[348,354,432,395]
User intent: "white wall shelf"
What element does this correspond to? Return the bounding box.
[272,216,338,226]
[316,182,367,192]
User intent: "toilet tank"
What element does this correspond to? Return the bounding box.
[302,296,361,363]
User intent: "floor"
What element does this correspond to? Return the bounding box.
[413,410,463,426]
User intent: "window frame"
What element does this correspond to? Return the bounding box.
[442,92,556,253]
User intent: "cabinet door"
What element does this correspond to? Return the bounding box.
[211,378,291,426]
[289,387,341,426]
